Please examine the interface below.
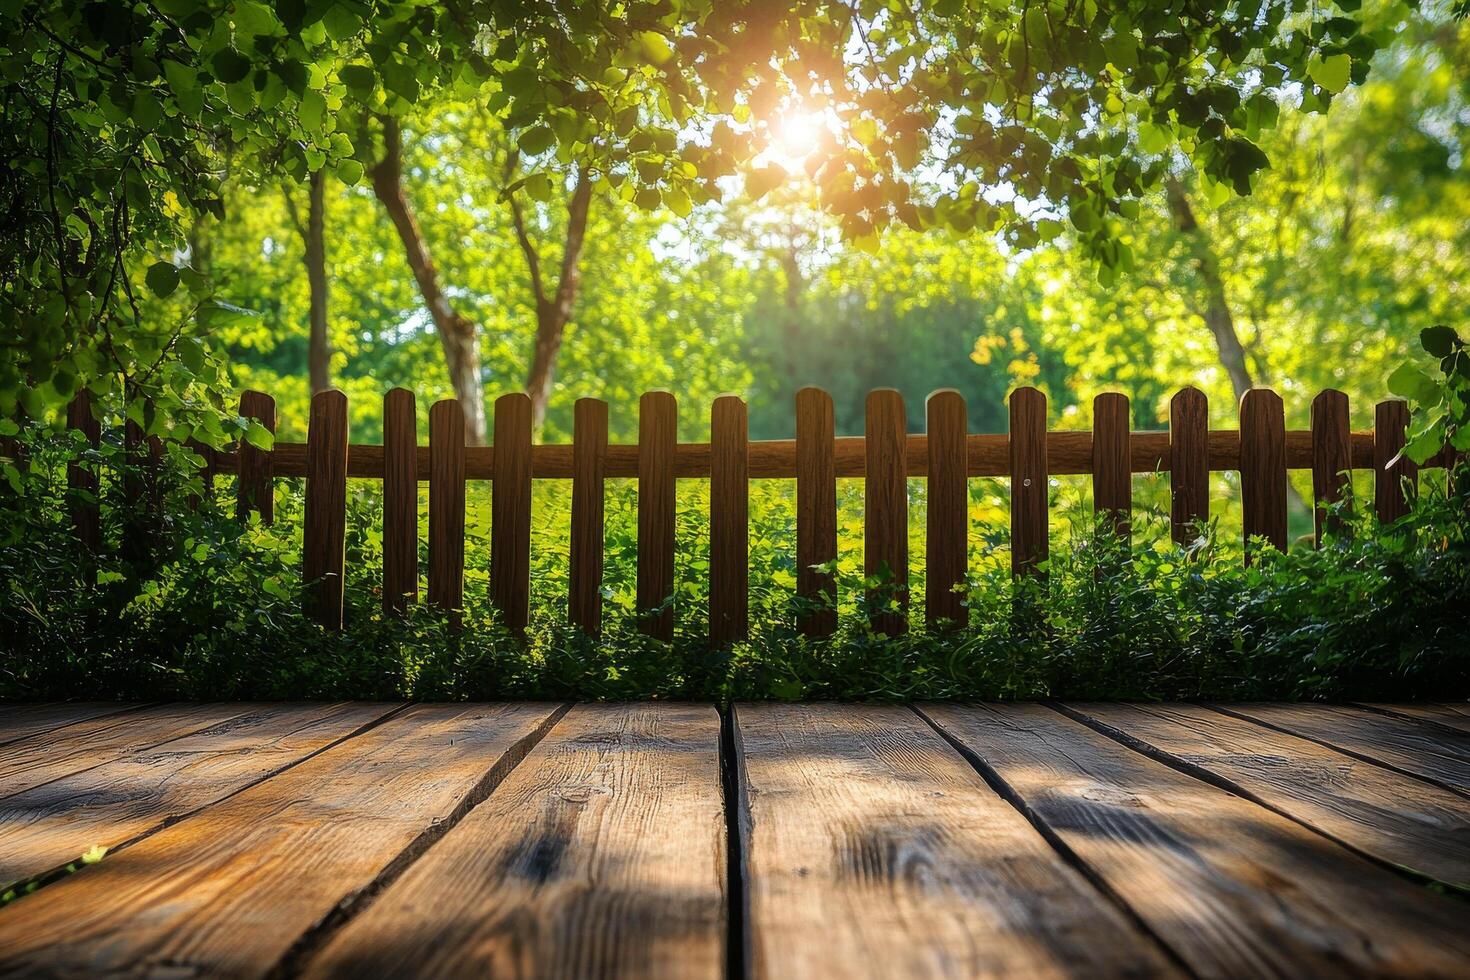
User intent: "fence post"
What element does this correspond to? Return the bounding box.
[66,390,101,555]
[1092,392,1131,542]
[711,395,749,646]
[382,388,418,613]
[795,387,837,637]
[925,389,967,628]
[428,400,465,619]
[1009,387,1048,577]
[1373,399,1416,524]
[237,390,276,524]
[865,388,907,635]
[303,390,349,629]
[570,398,608,636]
[1311,389,1351,546]
[491,392,532,632]
[1169,387,1209,546]
[1240,388,1287,559]
[638,391,677,641]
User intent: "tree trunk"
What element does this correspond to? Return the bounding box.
[370,116,487,445]
[514,167,594,430]
[305,168,331,395]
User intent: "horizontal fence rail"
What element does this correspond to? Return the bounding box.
[64,385,1455,641]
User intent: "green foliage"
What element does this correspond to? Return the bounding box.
[1390,326,1470,467]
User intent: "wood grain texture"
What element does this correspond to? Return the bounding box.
[1009,387,1048,576]
[1239,388,1287,557]
[492,393,534,632]
[0,704,561,978]
[0,702,392,888]
[1220,703,1470,795]
[569,398,608,635]
[236,389,276,524]
[924,703,1470,978]
[737,703,1178,979]
[637,391,677,640]
[0,704,251,799]
[428,400,466,615]
[1310,389,1351,546]
[301,704,725,980]
[303,389,349,629]
[1092,392,1131,540]
[0,703,137,748]
[1361,703,1470,735]
[864,389,908,635]
[1074,702,1470,888]
[795,386,837,637]
[382,388,418,613]
[66,390,101,554]
[925,390,967,628]
[710,395,749,646]
[1374,399,1417,524]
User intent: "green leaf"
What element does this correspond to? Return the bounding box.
[244,421,275,450]
[321,3,362,41]
[517,126,556,155]
[1309,54,1351,94]
[211,49,252,85]
[1421,325,1460,358]
[664,187,692,217]
[336,159,364,185]
[1386,363,1440,405]
[339,64,375,93]
[146,262,180,298]
[197,300,263,331]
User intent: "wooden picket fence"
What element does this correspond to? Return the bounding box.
[62,385,1450,642]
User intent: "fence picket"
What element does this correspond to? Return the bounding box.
[711,395,749,646]
[1169,387,1209,545]
[428,400,465,618]
[1240,388,1288,558]
[865,388,907,635]
[237,390,275,524]
[1374,399,1417,524]
[1311,389,1351,546]
[66,390,100,555]
[925,390,967,628]
[491,393,533,632]
[1093,392,1132,542]
[1009,387,1048,576]
[303,390,349,629]
[796,387,837,637]
[570,398,608,636]
[382,388,418,613]
[637,391,677,640]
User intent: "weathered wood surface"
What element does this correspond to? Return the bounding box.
[1363,702,1470,734]
[0,702,137,748]
[1071,702,1470,888]
[923,703,1470,978]
[0,702,392,888]
[0,704,561,977]
[302,703,726,979]
[737,703,1177,978]
[1219,702,1470,795]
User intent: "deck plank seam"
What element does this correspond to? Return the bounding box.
[1048,702,1470,901]
[1206,704,1470,803]
[720,706,752,980]
[269,702,576,979]
[910,704,1201,979]
[0,703,159,752]
[1350,703,1470,736]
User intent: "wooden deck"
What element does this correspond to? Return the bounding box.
[0,702,1468,978]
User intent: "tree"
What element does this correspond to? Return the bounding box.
[284,170,332,395]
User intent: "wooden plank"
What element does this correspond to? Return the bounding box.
[0,704,562,977]
[710,395,749,646]
[1009,387,1048,576]
[1361,703,1470,735]
[0,704,252,799]
[1220,703,1470,796]
[66,390,101,554]
[0,703,137,748]
[1073,702,1470,887]
[303,389,349,630]
[925,389,967,628]
[1374,399,1417,524]
[1092,392,1131,540]
[301,703,725,980]
[924,703,1470,977]
[428,400,466,615]
[236,389,275,524]
[637,391,677,640]
[737,704,1178,979]
[569,398,608,636]
[381,388,418,614]
[864,389,908,635]
[795,386,837,637]
[1310,389,1351,546]
[491,393,533,632]
[1239,388,1287,557]
[1169,387,1208,545]
[0,702,394,888]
